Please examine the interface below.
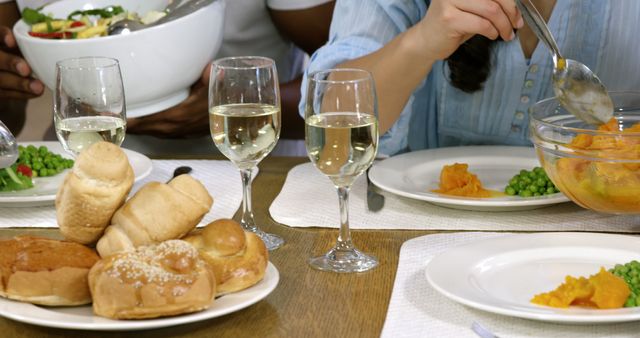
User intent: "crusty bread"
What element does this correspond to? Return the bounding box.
[183,219,268,295]
[96,174,213,258]
[0,236,99,306]
[89,240,216,319]
[56,141,134,244]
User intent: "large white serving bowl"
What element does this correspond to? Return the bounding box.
[13,0,225,118]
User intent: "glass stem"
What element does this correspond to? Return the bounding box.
[239,168,257,232]
[335,185,354,251]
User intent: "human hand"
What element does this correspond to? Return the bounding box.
[0,26,44,99]
[126,66,210,138]
[412,0,524,61]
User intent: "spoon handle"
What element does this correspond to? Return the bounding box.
[515,0,563,62]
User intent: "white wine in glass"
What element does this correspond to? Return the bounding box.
[54,57,126,156]
[305,68,379,273]
[209,56,284,251]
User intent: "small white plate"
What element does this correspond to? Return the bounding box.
[426,233,640,324]
[0,141,152,207]
[368,146,569,211]
[0,262,279,331]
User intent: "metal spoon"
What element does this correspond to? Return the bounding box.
[108,0,184,35]
[516,0,613,125]
[108,0,215,36]
[0,120,18,169]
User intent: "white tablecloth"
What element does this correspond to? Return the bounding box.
[0,160,247,228]
[269,163,640,232]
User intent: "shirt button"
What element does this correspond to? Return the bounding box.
[529,64,538,73]
[525,80,534,88]
[515,111,525,120]
[520,95,530,104]
[511,124,521,133]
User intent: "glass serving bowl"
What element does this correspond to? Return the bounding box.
[530,91,640,214]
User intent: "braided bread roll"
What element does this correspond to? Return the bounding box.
[183,219,268,295]
[89,240,216,319]
[96,174,213,258]
[56,142,134,244]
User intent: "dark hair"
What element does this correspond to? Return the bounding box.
[446,35,499,93]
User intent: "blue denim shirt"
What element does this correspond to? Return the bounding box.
[300,0,640,156]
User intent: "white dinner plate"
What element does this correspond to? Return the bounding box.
[0,141,152,207]
[368,145,569,211]
[426,233,640,324]
[0,262,279,331]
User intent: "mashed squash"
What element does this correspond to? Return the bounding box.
[432,163,495,198]
[548,118,640,213]
[532,268,630,309]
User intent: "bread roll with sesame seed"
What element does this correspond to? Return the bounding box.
[89,240,216,319]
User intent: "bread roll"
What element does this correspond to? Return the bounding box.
[0,236,99,306]
[183,219,268,295]
[96,174,213,257]
[56,141,134,244]
[89,240,216,319]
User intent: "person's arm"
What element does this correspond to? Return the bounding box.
[268,1,335,140]
[0,1,45,135]
[268,1,334,56]
[338,0,522,134]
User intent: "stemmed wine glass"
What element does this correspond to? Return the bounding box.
[304,68,379,273]
[54,56,126,156]
[208,56,284,251]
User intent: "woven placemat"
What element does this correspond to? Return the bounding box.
[381,232,640,337]
[270,163,640,232]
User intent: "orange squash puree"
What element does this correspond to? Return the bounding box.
[531,268,630,309]
[548,117,640,213]
[432,163,500,198]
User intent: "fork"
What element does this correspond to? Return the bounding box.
[471,321,500,338]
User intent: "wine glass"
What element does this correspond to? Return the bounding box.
[54,56,126,156]
[208,56,284,251]
[304,68,379,273]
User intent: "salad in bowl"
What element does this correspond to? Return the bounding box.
[22,5,167,39]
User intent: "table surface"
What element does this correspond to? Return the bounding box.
[0,156,441,338]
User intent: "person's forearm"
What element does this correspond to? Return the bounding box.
[338,27,436,134]
[280,76,304,139]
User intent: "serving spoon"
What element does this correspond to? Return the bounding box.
[108,0,215,36]
[515,0,613,125]
[0,121,18,169]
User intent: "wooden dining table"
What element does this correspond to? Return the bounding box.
[0,155,441,338]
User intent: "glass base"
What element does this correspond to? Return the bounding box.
[250,228,284,251]
[308,247,378,273]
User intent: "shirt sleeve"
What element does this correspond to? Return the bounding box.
[267,0,333,10]
[298,0,426,156]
